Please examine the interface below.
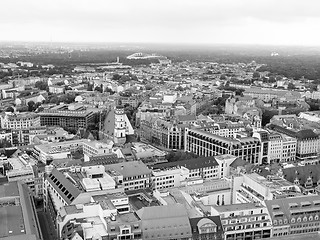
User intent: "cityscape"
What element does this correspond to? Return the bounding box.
[1,1,320,240]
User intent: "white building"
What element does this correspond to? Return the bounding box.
[0,112,40,129]
[82,140,114,162]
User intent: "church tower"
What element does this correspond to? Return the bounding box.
[114,105,126,145]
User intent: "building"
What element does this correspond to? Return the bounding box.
[38,105,95,131]
[269,124,319,161]
[6,157,36,195]
[105,161,152,191]
[0,181,43,240]
[211,202,272,240]
[56,193,135,240]
[233,173,300,205]
[282,164,320,194]
[185,128,261,165]
[140,117,185,150]
[0,112,40,129]
[189,216,224,240]
[253,130,297,164]
[265,195,320,237]
[197,121,246,138]
[82,139,114,162]
[152,156,220,187]
[33,139,83,164]
[43,165,125,233]
[103,105,134,145]
[136,204,192,240]
[48,85,65,94]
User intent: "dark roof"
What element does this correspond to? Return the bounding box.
[283,165,320,186]
[152,156,218,170]
[47,168,81,204]
[230,157,250,168]
[177,114,197,122]
[295,129,319,140]
[269,124,319,140]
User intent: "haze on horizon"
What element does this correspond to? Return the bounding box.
[1,0,320,47]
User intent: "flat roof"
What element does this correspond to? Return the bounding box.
[105,161,151,178]
[213,202,263,212]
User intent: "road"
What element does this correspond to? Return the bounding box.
[37,210,57,240]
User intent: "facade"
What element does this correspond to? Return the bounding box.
[153,156,220,182]
[189,216,224,240]
[269,124,319,161]
[33,139,83,164]
[38,107,95,131]
[105,161,152,191]
[140,117,185,150]
[265,195,320,237]
[233,173,300,205]
[0,112,40,129]
[198,121,246,138]
[185,128,261,164]
[253,130,297,164]
[211,203,272,240]
[82,139,114,162]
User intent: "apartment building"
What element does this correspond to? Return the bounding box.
[185,128,261,164]
[211,202,272,240]
[0,112,40,129]
[265,195,320,237]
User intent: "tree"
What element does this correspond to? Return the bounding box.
[87,83,94,91]
[35,81,48,91]
[0,139,12,148]
[253,71,260,78]
[5,106,14,112]
[112,73,121,81]
[220,74,227,80]
[94,86,103,93]
[287,82,296,90]
[28,101,35,111]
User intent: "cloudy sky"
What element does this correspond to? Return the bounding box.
[1,0,320,46]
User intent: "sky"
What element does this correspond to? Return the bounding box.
[1,0,320,46]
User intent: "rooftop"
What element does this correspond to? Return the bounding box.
[152,156,219,171]
[105,161,151,178]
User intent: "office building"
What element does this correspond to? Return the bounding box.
[185,128,261,164]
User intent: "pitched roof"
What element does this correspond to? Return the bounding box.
[283,164,320,186]
[136,204,192,240]
[152,156,218,170]
[47,168,81,204]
